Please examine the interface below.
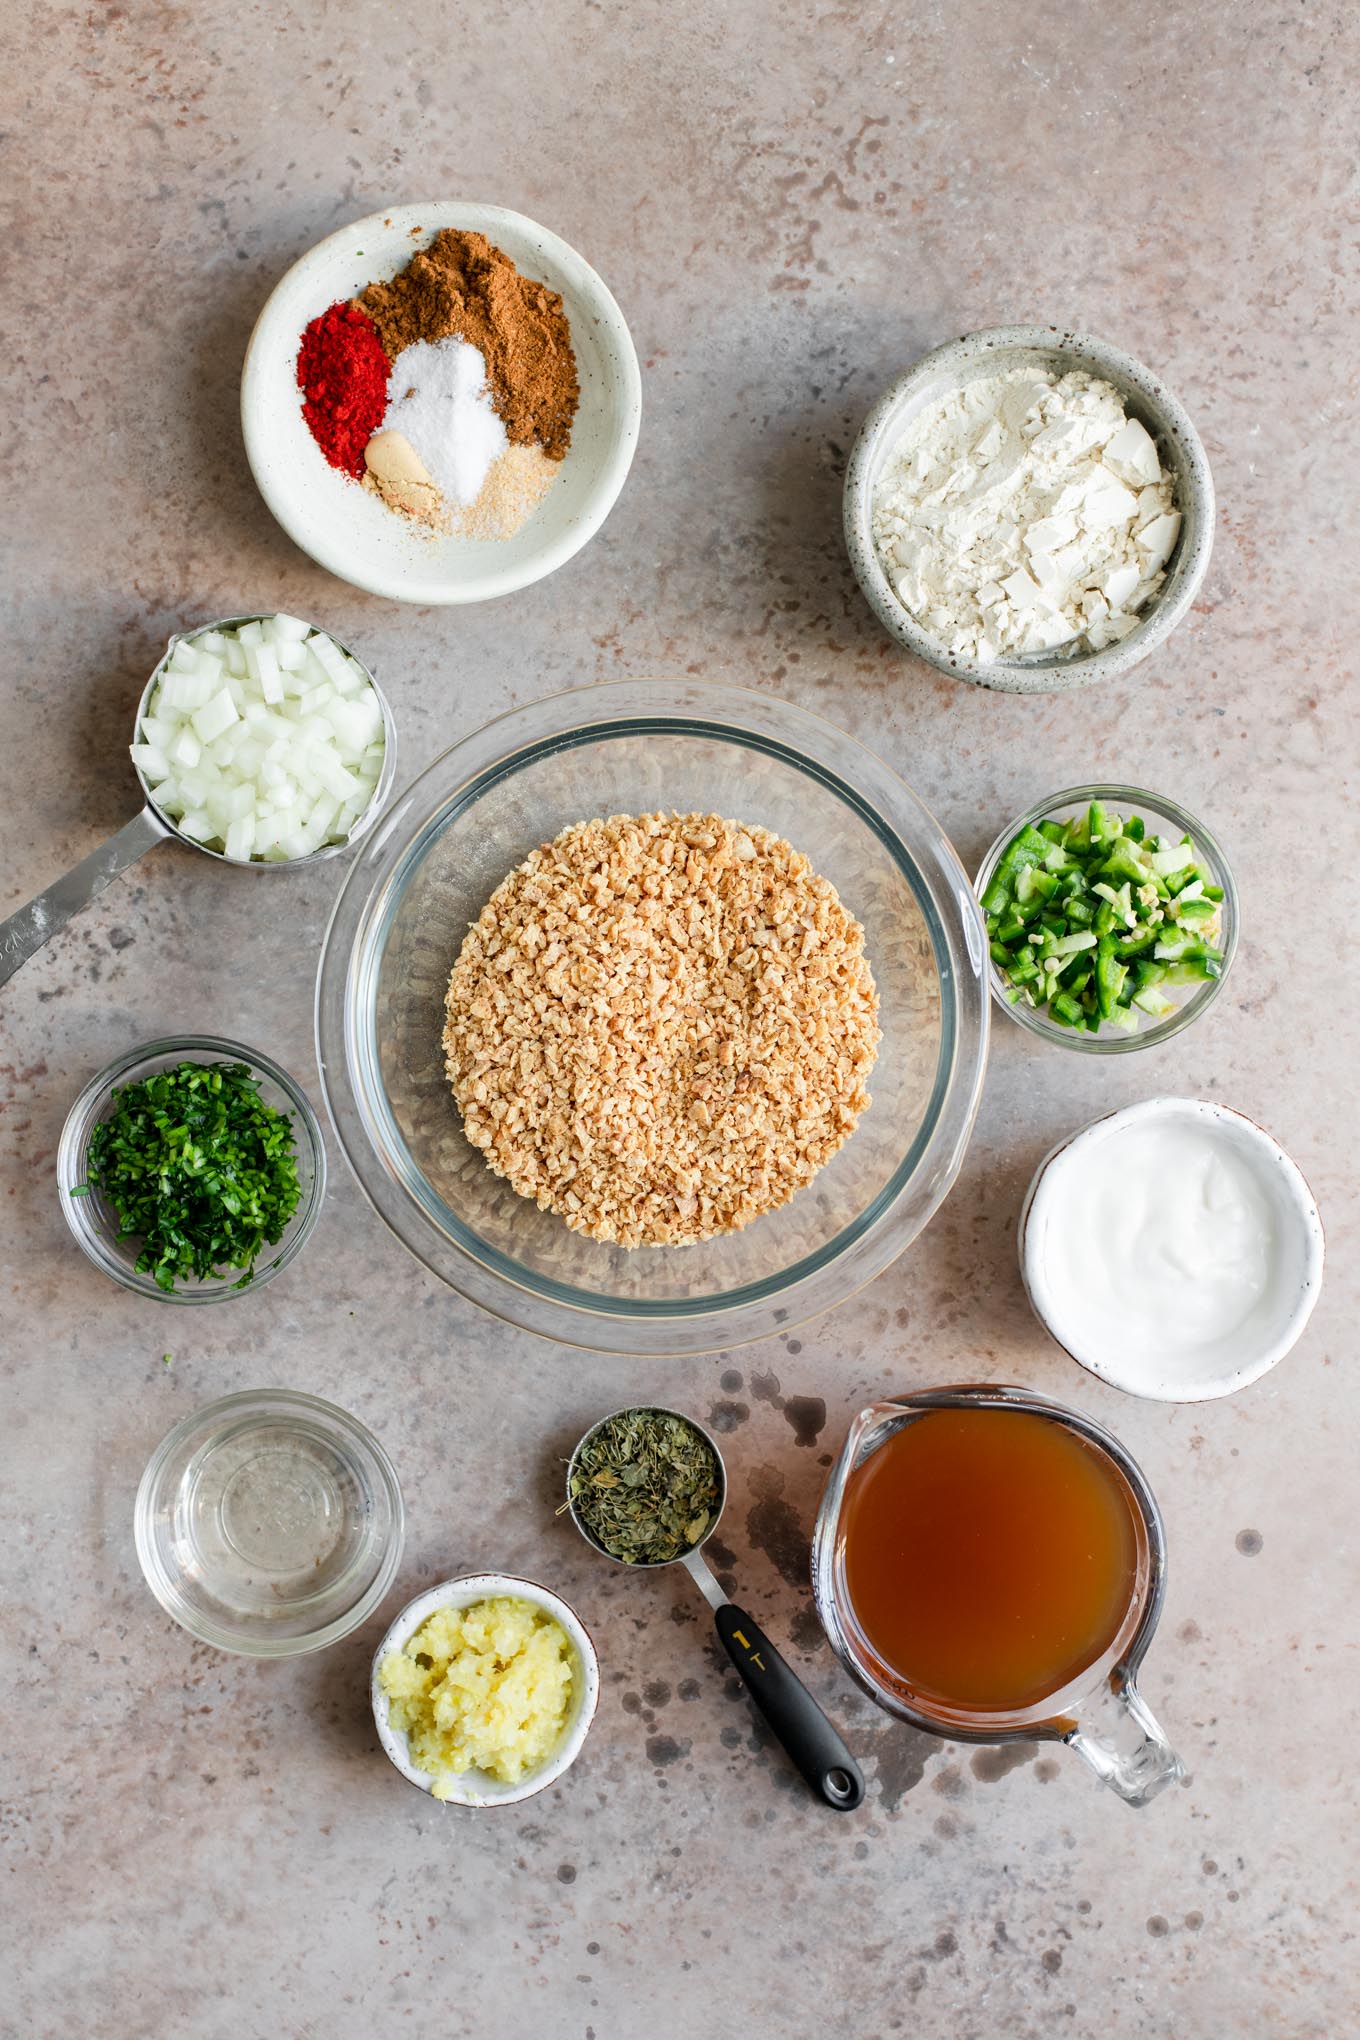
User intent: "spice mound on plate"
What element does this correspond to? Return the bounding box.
[872,367,1181,660]
[295,229,578,543]
[442,811,881,1249]
[296,303,391,479]
[360,230,578,460]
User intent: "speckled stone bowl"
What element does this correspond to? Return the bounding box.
[843,326,1215,693]
[1019,1099,1325,1401]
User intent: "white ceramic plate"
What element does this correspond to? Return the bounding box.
[1019,1098,1325,1401]
[371,1572,600,1807]
[242,203,642,604]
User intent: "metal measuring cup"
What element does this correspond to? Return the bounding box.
[566,1404,865,1811]
[0,615,397,989]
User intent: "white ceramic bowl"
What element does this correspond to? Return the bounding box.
[242,203,641,604]
[1020,1098,1324,1401]
[371,1572,601,1806]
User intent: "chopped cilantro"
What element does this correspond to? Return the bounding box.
[73,1061,301,1291]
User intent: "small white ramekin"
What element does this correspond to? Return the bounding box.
[242,203,641,605]
[1020,1098,1324,1402]
[371,1573,600,1807]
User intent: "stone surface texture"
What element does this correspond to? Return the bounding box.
[2,3,1356,2036]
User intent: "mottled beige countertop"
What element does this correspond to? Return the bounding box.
[3,3,1356,2035]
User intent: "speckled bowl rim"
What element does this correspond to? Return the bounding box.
[1019,1098,1325,1401]
[241,202,642,605]
[371,1572,601,1807]
[843,325,1215,694]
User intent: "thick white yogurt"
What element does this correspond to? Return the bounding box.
[1023,1099,1323,1400]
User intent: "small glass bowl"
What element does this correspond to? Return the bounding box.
[974,783,1238,1054]
[58,1034,327,1300]
[135,1389,404,1657]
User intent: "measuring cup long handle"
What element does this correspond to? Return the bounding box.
[0,806,171,990]
[715,1602,865,1812]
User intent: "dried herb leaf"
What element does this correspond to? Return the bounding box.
[567,1408,722,1566]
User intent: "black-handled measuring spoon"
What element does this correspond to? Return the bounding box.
[566,1404,864,1811]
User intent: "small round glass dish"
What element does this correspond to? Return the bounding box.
[315,680,991,1355]
[135,1389,404,1657]
[57,1035,327,1301]
[975,783,1238,1054]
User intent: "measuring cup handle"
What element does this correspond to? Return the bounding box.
[715,1603,865,1811]
[1064,1675,1185,1807]
[0,806,170,990]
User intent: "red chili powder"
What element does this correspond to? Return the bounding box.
[296,301,390,478]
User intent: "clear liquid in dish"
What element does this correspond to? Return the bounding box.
[172,1420,376,1621]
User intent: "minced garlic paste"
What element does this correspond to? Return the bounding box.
[379,1596,576,1794]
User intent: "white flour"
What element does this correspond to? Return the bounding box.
[871,367,1181,661]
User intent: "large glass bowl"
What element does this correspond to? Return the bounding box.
[315,682,989,1354]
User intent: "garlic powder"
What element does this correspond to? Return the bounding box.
[871,367,1181,661]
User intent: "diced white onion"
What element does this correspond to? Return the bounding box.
[130,742,170,780]
[139,713,177,749]
[191,690,239,745]
[225,815,255,862]
[134,618,385,862]
[161,670,213,711]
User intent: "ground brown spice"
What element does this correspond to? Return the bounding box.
[358,230,579,460]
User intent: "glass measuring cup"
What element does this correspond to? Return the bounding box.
[567,1405,865,1811]
[811,1384,1184,1806]
[0,615,396,988]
